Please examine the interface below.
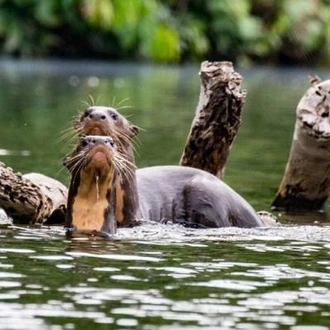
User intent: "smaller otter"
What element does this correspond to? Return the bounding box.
[65,136,266,236]
[65,135,138,236]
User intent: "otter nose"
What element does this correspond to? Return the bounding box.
[82,137,103,146]
[88,137,114,147]
[90,138,104,145]
[87,110,107,121]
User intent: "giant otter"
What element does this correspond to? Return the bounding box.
[65,136,265,236]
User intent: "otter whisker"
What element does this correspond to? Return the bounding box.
[116,97,129,106]
[63,151,83,164]
[66,114,84,133]
[57,124,81,158]
[110,96,118,109]
[110,156,127,178]
[111,97,130,109]
[116,124,142,146]
[80,96,96,109]
[113,161,130,180]
[74,126,87,138]
[71,159,86,184]
[114,154,136,170]
[59,125,76,137]
[57,134,79,152]
[89,95,95,105]
[109,155,124,175]
[81,100,91,108]
[69,158,85,176]
[113,153,136,170]
[64,149,86,164]
[83,95,99,108]
[55,159,75,180]
[112,154,136,182]
[58,132,77,145]
[66,151,88,181]
[115,105,132,111]
[111,127,139,152]
[120,168,135,183]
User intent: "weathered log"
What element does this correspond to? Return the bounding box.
[272,76,330,212]
[180,61,246,178]
[0,161,67,224]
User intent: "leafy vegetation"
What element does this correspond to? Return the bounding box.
[0,0,330,65]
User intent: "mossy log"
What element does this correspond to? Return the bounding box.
[0,162,67,224]
[272,76,330,212]
[180,61,246,178]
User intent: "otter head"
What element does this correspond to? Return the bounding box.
[74,106,139,140]
[65,135,120,237]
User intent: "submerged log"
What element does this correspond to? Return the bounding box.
[272,76,330,212]
[0,162,67,224]
[180,61,246,178]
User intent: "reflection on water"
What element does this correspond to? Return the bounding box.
[0,149,30,156]
[2,60,330,328]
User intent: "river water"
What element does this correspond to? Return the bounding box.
[1,60,330,329]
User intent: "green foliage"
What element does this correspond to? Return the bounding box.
[84,0,113,30]
[0,0,330,65]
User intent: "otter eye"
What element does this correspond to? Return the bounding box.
[84,109,92,118]
[109,111,118,120]
[81,138,89,147]
[106,138,115,147]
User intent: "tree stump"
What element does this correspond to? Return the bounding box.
[272,76,330,212]
[180,61,246,178]
[0,162,67,224]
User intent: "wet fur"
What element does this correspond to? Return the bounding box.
[66,136,265,234]
[135,166,264,228]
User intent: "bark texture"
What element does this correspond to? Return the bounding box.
[180,61,246,178]
[0,162,67,224]
[272,76,330,212]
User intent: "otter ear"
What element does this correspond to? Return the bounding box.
[129,125,139,137]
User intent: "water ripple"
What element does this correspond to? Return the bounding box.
[66,251,162,262]
[1,221,330,328]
